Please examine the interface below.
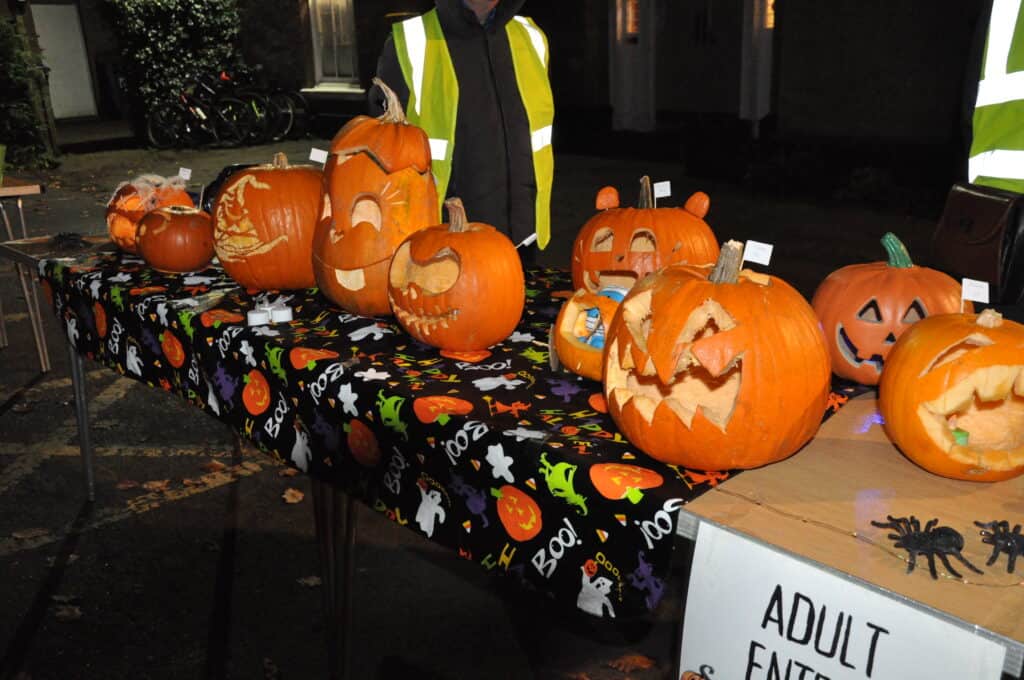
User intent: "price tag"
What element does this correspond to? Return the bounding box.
[309,147,329,164]
[743,240,774,267]
[653,181,672,199]
[962,277,990,305]
[178,167,192,181]
[679,523,1005,679]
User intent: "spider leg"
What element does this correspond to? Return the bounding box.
[925,552,938,579]
[955,550,983,574]
[923,518,937,532]
[1009,550,1018,574]
[986,546,1001,567]
[936,552,962,578]
[906,550,918,574]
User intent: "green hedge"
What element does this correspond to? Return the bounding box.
[0,17,56,169]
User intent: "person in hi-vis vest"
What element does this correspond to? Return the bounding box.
[369,0,554,266]
[969,0,1024,195]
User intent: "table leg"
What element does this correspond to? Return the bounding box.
[0,200,50,372]
[0,293,7,348]
[67,342,95,502]
[311,479,357,680]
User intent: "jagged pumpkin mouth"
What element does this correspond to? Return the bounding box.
[606,298,742,432]
[836,323,884,373]
[584,270,637,293]
[917,364,1024,472]
[388,242,461,335]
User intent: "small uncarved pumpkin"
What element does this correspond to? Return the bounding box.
[388,198,525,351]
[212,152,324,290]
[812,232,968,385]
[603,241,832,470]
[137,206,215,273]
[571,176,719,294]
[879,308,1024,482]
[106,174,193,254]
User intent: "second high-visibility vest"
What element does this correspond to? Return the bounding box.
[969,0,1024,194]
[392,9,555,248]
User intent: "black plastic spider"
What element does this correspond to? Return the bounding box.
[871,515,983,579]
[975,520,1024,573]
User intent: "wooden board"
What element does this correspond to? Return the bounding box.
[0,177,45,198]
[681,392,1024,646]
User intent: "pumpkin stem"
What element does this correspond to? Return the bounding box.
[637,175,653,209]
[272,152,288,169]
[881,232,913,268]
[976,308,1003,328]
[373,77,408,124]
[709,240,744,284]
[445,197,468,232]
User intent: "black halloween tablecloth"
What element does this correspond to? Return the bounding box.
[37,248,865,621]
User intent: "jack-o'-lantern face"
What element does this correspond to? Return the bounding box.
[570,178,719,294]
[388,198,524,351]
[812,233,966,385]
[312,79,438,317]
[604,253,831,471]
[493,485,543,542]
[879,309,1024,481]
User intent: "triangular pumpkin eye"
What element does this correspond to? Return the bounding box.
[857,300,883,323]
[902,299,926,324]
[591,227,614,252]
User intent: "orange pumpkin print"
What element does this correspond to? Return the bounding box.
[492,485,542,542]
[200,309,245,328]
[347,419,381,467]
[242,369,271,415]
[93,302,108,338]
[590,463,664,503]
[289,347,340,370]
[160,330,185,368]
[412,395,474,424]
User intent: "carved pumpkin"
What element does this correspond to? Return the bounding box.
[492,485,543,542]
[106,174,193,254]
[212,152,324,290]
[388,198,525,351]
[878,309,1024,482]
[242,369,271,416]
[313,78,438,316]
[552,287,626,381]
[812,232,967,385]
[603,241,832,470]
[136,206,215,273]
[571,176,719,294]
[589,463,664,503]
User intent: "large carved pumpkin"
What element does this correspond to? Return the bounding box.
[212,152,323,290]
[137,206,215,273]
[313,78,438,316]
[106,174,193,254]
[812,232,967,385]
[879,309,1024,482]
[571,176,719,294]
[603,241,832,470]
[388,198,524,351]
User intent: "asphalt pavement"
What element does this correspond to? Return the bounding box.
[0,127,948,679]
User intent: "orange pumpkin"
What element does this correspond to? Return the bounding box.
[106,174,193,254]
[812,232,967,385]
[603,241,832,470]
[212,152,324,290]
[412,395,474,424]
[492,485,543,542]
[589,463,664,503]
[313,78,438,316]
[552,287,625,381]
[878,308,1024,482]
[571,176,719,294]
[160,330,185,368]
[347,419,382,467]
[93,302,107,338]
[289,347,340,370]
[388,198,525,351]
[137,206,215,273]
[242,369,271,415]
[199,309,245,328]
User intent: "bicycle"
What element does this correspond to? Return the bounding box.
[145,75,258,149]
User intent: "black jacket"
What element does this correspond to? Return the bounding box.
[369,0,539,247]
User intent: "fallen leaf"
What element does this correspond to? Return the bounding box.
[200,460,227,473]
[51,594,78,604]
[12,528,49,540]
[54,605,82,622]
[241,461,262,472]
[11,401,33,413]
[278,468,299,477]
[182,477,205,487]
[204,471,234,485]
[142,479,170,492]
[116,480,139,490]
[606,654,656,672]
[282,488,304,504]
[296,575,322,588]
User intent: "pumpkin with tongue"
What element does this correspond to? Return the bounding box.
[313,78,438,316]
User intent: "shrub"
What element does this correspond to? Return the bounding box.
[0,17,58,169]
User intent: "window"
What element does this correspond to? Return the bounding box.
[309,0,358,83]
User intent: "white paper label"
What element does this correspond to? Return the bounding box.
[178,167,192,181]
[653,181,672,199]
[309,147,329,164]
[743,240,774,266]
[679,523,1005,680]
[961,277,990,304]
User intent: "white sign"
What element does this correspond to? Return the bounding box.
[178,167,192,181]
[962,277,990,305]
[653,180,672,199]
[309,147,329,164]
[679,523,1005,680]
[743,240,774,267]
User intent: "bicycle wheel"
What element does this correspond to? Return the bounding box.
[237,91,272,144]
[145,106,186,149]
[285,90,310,139]
[268,91,295,142]
[212,96,257,147]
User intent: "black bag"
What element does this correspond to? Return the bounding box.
[930,182,1024,305]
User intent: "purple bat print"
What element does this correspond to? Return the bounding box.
[627,550,665,611]
[211,364,238,407]
[311,410,341,453]
[449,473,489,528]
[141,327,162,356]
[546,377,584,402]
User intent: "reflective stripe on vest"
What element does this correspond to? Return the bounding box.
[969,0,1024,193]
[392,10,555,247]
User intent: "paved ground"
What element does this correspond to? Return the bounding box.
[0,128,950,679]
